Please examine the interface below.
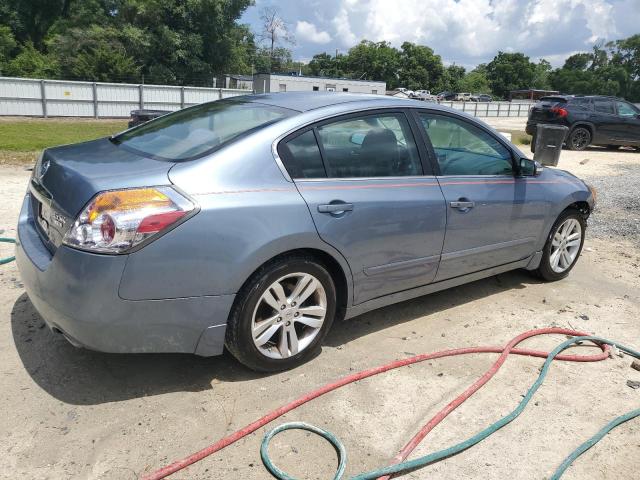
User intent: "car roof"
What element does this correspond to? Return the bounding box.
[240,92,425,113]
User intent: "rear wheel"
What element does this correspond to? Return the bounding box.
[567,127,591,151]
[225,255,336,372]
[534,209,586,281]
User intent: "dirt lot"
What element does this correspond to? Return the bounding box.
[1,138,639,479]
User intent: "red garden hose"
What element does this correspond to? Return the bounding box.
[141,328,610,480]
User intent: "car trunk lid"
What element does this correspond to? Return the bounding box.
[30,137,174,250]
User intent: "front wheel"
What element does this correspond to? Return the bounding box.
[567,127,591,151]
[534,210,586,281]
[225,256,336,372]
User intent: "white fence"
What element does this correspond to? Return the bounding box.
[0,76,249,118]
[438,100,534,117]
[0,76,538,119]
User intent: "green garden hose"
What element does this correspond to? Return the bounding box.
[0,237,16,265]
[261,335,640,480]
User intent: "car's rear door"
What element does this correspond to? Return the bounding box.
[592,98,624,143]
[413,110,550,281]
[277,109,447,305]
[615,100,640,144]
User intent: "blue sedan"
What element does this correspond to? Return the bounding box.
[15,93,596,371]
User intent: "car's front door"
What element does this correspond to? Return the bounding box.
[592,98,623,143]
[414,111,550,281]
[277,110,447,305]
[615,100,640,144]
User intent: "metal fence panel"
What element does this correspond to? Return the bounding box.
[0,76,248,118]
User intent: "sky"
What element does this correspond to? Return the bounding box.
[240,0,640,69]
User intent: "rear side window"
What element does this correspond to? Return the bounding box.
[418,113,513,176]
[570,98,593,110]
[594,99,615,114]
[113,99,295,161]
[316,113,422,178]
[279,130,326,179]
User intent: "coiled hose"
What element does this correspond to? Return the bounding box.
[0,237,16,265]
[142,328,639,479]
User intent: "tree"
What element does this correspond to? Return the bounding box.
[486,51,536,98]
[346,40,401,88]
[0,25,17,69]
[256,7,294,73]
[435,64,466,93]
[397,41,443,91]
[4,41,59,77]
[459,66,490,93]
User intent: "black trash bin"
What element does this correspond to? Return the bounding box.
[532,124,569,166]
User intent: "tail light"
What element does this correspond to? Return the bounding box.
[63,187,196,254]
[551,106,568,118]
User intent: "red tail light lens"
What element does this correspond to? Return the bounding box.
[63,187,196,254]
[551,106,568,117]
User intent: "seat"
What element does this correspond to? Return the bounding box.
[359,128,399,176]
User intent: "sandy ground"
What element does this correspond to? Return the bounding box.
[1,145,639,480]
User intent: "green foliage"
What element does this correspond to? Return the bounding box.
[459,69,490,94]
[4,41,59,77]
[436,64,466,93]
[486,52,536,99]
[346,40,401,88]
[398,42,443,91]
[0,25,17,66]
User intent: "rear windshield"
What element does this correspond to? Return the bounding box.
[538,96,567,104]
[112,99,296,161]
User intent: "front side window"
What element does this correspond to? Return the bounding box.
[594,99,615,114]
[315,113,422,178]
[617,101,639,117]
[417,113,513,176]
[113,99,295,161]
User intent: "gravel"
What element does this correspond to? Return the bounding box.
[582,162,640,246]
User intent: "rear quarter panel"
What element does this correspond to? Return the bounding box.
[118,125,354,302]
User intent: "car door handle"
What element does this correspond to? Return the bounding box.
[318,203,354,214]
[449,200,475,210]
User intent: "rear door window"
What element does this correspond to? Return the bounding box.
[315,113,423,178]
[594,99,615,115]
[417,113,513,176]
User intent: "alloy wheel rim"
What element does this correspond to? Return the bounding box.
[572,130,589,149]
[550,218,582,273]
[251,273,327,360]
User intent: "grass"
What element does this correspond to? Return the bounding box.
[0,118,127,165]
[505,130,532,146]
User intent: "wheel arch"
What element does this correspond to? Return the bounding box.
[232,244,353,323]
[569,121,596,139]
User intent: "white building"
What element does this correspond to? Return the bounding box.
[253,74,386,95]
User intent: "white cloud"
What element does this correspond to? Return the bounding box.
[333,7,357,46]
[295,20,332,44]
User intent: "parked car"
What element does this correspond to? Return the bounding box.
[437,91,457,101]
[471,94,492,102]
[526,95,640,151]
[127,109,171,128]
[412,90,437,102]
[16,93,596,372]
[455,92,471,101]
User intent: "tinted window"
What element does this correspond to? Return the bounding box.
[418,113,513,176]
[594,99,615,114]
[571,98,593,110]
[316,113,422,178]
[113,100,294,161]
[280,130,326,179]
[617,101,639,117]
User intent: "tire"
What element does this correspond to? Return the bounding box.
[225,255,337,372]
[534,209,586,282]
[567,127,591,151]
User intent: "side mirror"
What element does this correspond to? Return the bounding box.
[519,158,543,177]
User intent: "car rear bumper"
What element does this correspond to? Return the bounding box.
[15,194,234,356]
